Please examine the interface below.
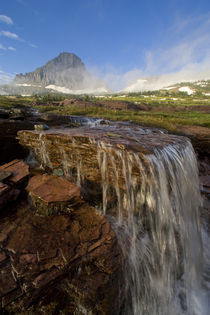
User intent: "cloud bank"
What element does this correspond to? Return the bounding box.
[92,13,210,92]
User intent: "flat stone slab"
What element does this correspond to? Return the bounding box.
[26,174,83,215]
[0,159,29,184]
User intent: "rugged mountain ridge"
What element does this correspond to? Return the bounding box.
[0,52,109,95]
[14,52,87,89]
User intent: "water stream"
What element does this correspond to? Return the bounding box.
[93,124,208,314]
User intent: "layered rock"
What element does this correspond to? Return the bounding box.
[0,199,121,313]
[0,159,29,208]
[0,159,29,184]
[18,125,189,212]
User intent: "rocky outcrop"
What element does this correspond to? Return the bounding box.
[13,52,108,94]
[0,158,122,313]
[0,200,122,313]
[14,53,86,88]
[17,125,189,211]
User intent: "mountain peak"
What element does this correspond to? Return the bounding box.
[45,52,85,69]
[13,52,86,87]
[9,52,110,95]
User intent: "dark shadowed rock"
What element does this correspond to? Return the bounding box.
[0,182,20,208]
[0,170,12,182]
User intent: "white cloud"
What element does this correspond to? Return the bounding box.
[93,13,210,92]
[8,46,16,51]
[0,15,13,25]
[0,30,20,40]
[0,43,6,50]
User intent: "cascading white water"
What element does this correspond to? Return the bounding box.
[96,139,206,315]
[38,133,51,168]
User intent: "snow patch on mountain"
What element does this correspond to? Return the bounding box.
[178,86,194,95]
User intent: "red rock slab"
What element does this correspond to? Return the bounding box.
[26,174,82,203]
[0,159,29,184]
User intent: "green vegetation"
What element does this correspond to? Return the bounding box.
[95,93,210,107]
[0,94,209,133]
[37,105,210,132]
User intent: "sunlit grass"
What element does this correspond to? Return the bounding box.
[39,105,210,132]
[1,95,209,133]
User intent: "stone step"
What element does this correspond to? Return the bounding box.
[26,174,83,215]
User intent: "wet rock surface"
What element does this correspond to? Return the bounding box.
[0,109,209,313]
[18,125,189,209]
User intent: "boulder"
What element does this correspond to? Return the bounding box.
[26,174,83,215]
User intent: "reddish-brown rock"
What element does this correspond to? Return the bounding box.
[0,201,122,313]
[26,174,83,215]
[0,159,29,184]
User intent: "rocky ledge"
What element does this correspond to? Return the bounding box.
[18,125,189,212]
[0,162,122,314]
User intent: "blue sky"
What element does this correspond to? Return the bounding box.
[0,0,210,89]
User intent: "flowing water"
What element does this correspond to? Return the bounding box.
[96,137,208,315]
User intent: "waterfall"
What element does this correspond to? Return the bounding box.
[97,139,206,315]
[25,120,208,314]
[38,133,51,168]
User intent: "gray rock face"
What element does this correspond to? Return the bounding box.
[13,52,98,90]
